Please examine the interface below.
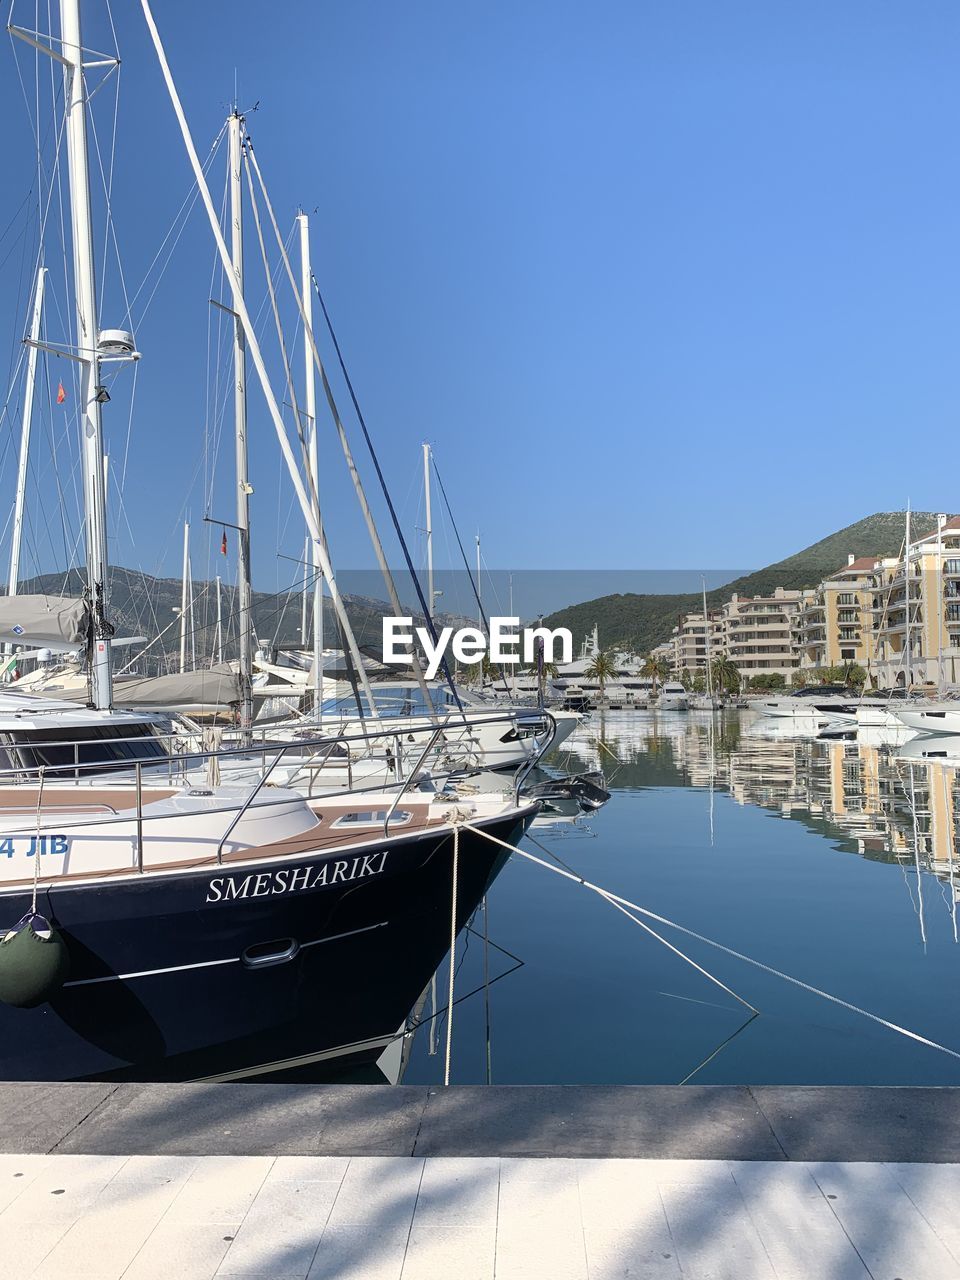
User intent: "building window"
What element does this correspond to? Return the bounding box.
[837,610,859,623]
[838,593,855,606]
[947,604,960,623]
[840,648,856,660]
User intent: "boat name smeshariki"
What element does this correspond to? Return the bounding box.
[205,850,389,903]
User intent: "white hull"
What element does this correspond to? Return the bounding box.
[896,706,960,736]
[756,698,852,722]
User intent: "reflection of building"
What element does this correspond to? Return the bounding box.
[558,712,960,901]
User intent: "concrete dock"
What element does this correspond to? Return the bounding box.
[3,1084,960,1277]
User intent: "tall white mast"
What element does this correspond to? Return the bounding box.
[229,110,254,732]
[937,514,946,692]
[702,577,713,700]
[297,212,322,711]
[423,443,434,621]
[179,521,189,673]
[61,0,113,708]
[911,504,916,691]
[300,533,309,650]
[9,267,46,598]
[214,573,223,666]
[142,0,381,723]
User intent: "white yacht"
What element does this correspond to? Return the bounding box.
[657,682,689,711]
[854,688,931,729]
[0,0,538,1086]
[896,697,960,737]
[755,685,857,724]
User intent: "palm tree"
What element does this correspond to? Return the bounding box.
[469,653,497,687]
[640,653,669,694]
[585,650,619,703]
[710,654,741,695]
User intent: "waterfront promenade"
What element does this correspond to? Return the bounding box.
[2,1083,960,1277]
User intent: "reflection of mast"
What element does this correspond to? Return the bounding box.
[907,764,927,948]
[942,767,958,942]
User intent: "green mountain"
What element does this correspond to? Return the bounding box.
[542,511,939,654]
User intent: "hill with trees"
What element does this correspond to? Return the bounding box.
[542,511,938,654]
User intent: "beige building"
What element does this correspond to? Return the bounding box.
[718,588,805,681]
[871,514,960,687]
[670,610,722,677]
[798,556,876,675]
[660,516,960,689]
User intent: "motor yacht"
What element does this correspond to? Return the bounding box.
[754,685,857,723]
[657,682,690,711]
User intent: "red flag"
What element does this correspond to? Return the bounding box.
[56,381,66,405]
[220,528,228,556]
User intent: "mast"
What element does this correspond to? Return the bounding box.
[9,267,46,599]
[423,443,434,621]
[300,533,309,652]
[214,574,223,666]
[476,533,482,631]
[911,504,916,691]
[142,0,383,725]
[61,0,113,708]
[937,514,946,692]
[702,577,713,700]
[297,212,322,712]
[229,110,254,732]
[179,521,189,673]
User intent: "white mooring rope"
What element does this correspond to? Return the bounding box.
[463,823,960,1065]
[444,823,461,1086]
[30,768,46,917]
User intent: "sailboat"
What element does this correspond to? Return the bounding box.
[0,0,538,1082]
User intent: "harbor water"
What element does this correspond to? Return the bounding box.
[399,708,960,1087]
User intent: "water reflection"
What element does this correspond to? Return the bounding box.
[357,709,960,1086]
[554,710,960,900]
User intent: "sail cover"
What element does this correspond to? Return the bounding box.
[0,595,89,648]
[110,665,241,712]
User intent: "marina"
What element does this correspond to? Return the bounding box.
[2,1,960,1274]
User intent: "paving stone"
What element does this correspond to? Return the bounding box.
[0,1083,117,1153]
[751,1086,960,1162]
[417,1086,784,1158]
[810,1160,960,1277]
[52,1082,429,1156]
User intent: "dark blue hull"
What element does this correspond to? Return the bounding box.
[0,807,533,1081]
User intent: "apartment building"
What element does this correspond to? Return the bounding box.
[871,514,960,687]
[659,515,960,688]
[798,556,876,674]
[670,610,723,676]
[718,588,805,681]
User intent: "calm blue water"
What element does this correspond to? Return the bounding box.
[402,709,960,1086]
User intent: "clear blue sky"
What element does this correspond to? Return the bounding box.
[1,0,958,603]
